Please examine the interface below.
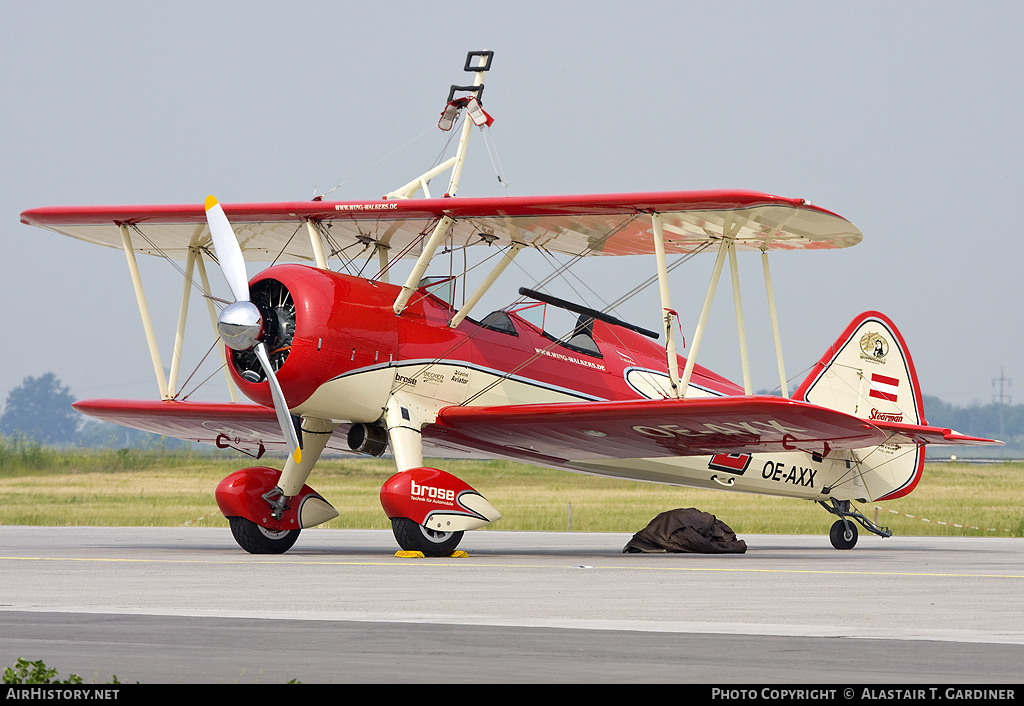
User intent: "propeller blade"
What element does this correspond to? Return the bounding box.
[254,342,302,465]
[205,195,300,465]
[204,195,250,303]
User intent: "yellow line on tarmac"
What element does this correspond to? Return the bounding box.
[0,556,402,567]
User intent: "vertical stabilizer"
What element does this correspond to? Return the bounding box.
[794,311,924,426]
[794,312,925,500]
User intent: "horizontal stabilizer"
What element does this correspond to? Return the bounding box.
[871,420,1003,447]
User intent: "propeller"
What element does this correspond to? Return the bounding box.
[204,195,302,465]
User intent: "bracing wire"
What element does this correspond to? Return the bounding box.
[319,125,436,200]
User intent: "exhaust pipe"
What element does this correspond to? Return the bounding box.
[347,423,389,457]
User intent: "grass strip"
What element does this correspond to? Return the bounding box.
[0,442,1020,537]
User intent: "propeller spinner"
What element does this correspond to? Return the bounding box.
[204,196,302,464]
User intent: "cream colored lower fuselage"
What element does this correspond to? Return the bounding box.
[294,360,893,504]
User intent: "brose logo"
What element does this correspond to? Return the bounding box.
[410,479,456,505]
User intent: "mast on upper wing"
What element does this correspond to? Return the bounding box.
[392,51,495,316]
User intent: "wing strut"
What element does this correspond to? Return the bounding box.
[120,224,170,400]
[305,220,329,270]
[393,216,455,315]
[651,212,681,398]
[192,246,240,402]
[675,217,794,398]
[728,239,753,395]
[680,228,756,396]
[761,246,789,398]
[679,234,731,396]
[119,221,241,403]
[168,245,198,397]
[449,242,524,328]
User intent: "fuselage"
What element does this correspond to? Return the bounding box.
[227,263,875,503]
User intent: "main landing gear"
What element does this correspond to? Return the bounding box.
[375,399,501,557]
[216,467,339,554]
[379,465,500,556]
[216,418,340,555]
[215,411,501,556]
[819,499,892,550]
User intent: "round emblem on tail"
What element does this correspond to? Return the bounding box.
[859,331,889,361]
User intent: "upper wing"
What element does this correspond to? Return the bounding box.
[425,396,888,463]
[21,190,861,262]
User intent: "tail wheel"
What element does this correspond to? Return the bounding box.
[228,516,300,554]
[391,517,464,557]
[829,520,858,550]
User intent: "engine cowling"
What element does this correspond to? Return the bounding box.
[380,467,501,532]
[225,265,400,419]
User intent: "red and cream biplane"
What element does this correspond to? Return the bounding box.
[21,52,1000,554]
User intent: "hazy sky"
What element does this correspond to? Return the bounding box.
[3,1,1022,414]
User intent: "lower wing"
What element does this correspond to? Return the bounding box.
[426,396,1002,464]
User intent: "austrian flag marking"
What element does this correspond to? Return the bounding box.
[869,373,900,402]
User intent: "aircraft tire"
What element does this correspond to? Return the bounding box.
[391,517,464,557]
[829,520,858,550]
[228,516,300,554]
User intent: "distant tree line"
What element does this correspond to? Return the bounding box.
[0,373,192,450]
[0,373,79,445]
[922,395,1024,447]
[1,373,1022,451]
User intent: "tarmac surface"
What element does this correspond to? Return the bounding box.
[1,526,1022,684]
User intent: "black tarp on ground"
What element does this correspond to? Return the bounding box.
[623,507,747,554]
